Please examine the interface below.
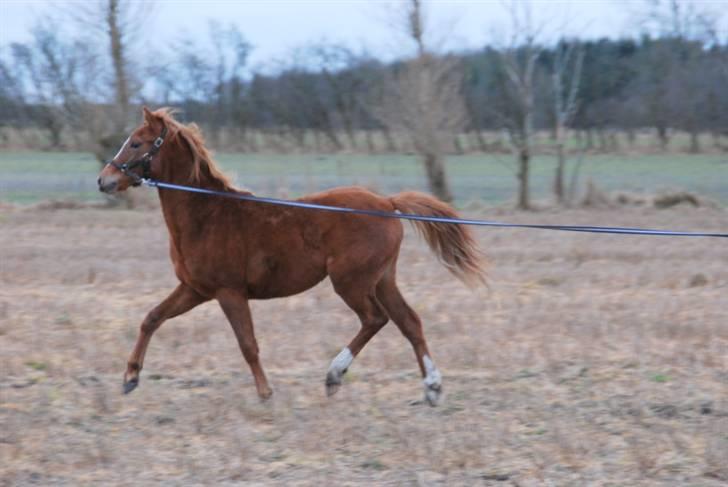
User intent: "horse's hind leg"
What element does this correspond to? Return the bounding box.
[326,269,389,396]
[124,283,208,394]
[376,269,442,406]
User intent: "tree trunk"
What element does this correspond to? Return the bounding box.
[342,119,357,151]
[452,134,464,155]
[423,152,453,202]
[474,130,488,152]
[313,130,323,152]
[711,131,720,150]
[43,115,63,149]
[517,147,530,210]
[656,125,669,151]
[554,141,566,205]
[246,128,259,152]
[322,127,343,152]
[597,128,608,152]
[382,128,397,152]
[365,130,375,154]
[107,0,130,133]
[627,129,636,148]
[586,129,594,150]
[608,131,619,152]
[689,130,700,153]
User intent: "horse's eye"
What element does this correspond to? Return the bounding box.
[130,142,141,149]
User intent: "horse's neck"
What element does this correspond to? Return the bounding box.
[156,155,232,239]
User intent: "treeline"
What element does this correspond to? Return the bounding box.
[168,37,728,154]
[3,27,727,154]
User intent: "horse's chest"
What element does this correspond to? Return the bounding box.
[169,234,246,291]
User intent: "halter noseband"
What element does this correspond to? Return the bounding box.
[107,127,168,186]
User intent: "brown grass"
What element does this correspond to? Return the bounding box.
[1,205,727,485]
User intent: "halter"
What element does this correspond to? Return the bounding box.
[107,127,168,186]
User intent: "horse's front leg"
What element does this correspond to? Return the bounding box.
[216,289,272,400]
[124,283,208,393]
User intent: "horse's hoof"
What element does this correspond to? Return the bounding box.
[424,383,442,407]
[325,370,343,397]
[326,382,341,397]
[258,388,273,402]
[123,377,139,394]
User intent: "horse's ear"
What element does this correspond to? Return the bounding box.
[142,106,158,125]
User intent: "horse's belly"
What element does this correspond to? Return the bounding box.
[244,246,328,299]
[170,214,330,299]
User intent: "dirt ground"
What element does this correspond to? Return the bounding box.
[1,204,727,486]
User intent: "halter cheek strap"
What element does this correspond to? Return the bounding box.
[107,127,168,186]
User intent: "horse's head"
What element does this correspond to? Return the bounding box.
[98,107,168,194]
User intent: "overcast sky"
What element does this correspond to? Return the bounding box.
[1,0,725,69]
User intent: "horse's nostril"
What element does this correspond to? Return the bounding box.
[99,180,118,193]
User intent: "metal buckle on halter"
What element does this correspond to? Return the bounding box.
[153,137,164,148]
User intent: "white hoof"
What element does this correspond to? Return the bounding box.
[325,347,353,397]
[325,370,343,396]
[424,383,442,406]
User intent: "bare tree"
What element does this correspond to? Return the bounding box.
[635,0,723,150]
[550,39,584,204]
[107,0,131,132]
[208,21,252,141]
[307,44,370,150]
[8,19,99,148]
[491,0,544,209]
[375,0,467,202]
[62,0,151,158]
[640,0,721,41]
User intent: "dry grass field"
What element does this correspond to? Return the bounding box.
[1,204,727,485]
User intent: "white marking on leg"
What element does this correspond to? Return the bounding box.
[423,355,442,388]
[423,355,442,405]
[326,347,353,395]
[328,347,353,380]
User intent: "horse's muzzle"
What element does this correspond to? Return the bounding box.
[98,177,118,193]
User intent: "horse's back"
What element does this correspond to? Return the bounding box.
[301,186,405,272]
[300,186,403,238]
[300,185,393,210]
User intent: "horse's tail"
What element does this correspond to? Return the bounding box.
[389,192,486,287]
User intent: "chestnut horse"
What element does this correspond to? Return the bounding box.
[98,107,485,405]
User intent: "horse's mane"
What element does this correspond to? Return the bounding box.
[153,108,236,191]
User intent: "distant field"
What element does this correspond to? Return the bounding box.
[0,150,726,205]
